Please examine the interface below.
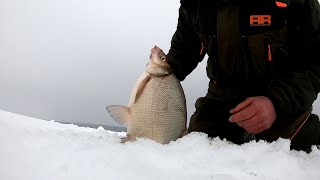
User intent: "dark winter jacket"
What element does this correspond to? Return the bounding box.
[167,0,320,141]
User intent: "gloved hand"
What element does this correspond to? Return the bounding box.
[229,96,276,134]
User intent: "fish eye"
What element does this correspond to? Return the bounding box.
[160,56,166,61]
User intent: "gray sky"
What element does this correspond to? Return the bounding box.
[1,0,320,126]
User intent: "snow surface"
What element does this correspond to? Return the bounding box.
[1,110,320,180]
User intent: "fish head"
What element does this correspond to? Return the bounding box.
[146,46,171,76]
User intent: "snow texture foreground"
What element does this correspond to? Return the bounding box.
[0,110,320,180]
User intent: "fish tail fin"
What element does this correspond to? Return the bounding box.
[106,105,131,125]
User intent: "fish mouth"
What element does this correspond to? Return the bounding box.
[151,45,160,54]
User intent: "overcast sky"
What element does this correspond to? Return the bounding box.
[1,0,320,126]
[0,0,209,126]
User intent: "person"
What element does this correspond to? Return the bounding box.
[166,0,320,152]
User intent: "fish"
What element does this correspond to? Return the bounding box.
[106,45,187,144]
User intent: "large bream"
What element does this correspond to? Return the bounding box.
[107,46,187,144]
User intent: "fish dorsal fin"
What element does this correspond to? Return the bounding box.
[128,72,150,106]
[106,105,131,125]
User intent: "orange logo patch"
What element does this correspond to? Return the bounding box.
[275,1,287,8]
[250,15,271,26]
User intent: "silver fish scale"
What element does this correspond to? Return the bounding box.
[129,74,187,144]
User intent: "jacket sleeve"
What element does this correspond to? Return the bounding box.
[266,0,320,120]
[166,2,205,81]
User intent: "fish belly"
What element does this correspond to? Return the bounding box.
[129,74,187,144]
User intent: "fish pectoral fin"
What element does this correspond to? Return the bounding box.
[106,105,131,125]
[135,74,150,101]
[129,72,150,105]
[121,135,136,143]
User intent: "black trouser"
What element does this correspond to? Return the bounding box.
[188,96,254,145]
[188,96,320,152]
[289,114,320,152]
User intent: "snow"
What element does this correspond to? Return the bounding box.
[0,110,320,180]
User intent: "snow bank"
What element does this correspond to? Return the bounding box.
[0,110,319,180]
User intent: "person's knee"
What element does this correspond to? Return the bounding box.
[290,114,320,152]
